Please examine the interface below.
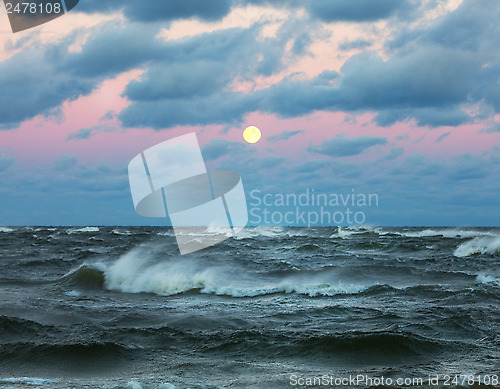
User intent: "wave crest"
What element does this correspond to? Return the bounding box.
[454,237,500,257]
[62,246,369,297]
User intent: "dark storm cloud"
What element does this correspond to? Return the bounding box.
[120,92,257,129]
[124,61,229,101]
[305,0,412,22]
[0,48,93,128]
[76,0,415,24]
[374,106,473,128]
[257,41,483,127]
[310,133,387,157]
[240,0,412,22]
[118,23,296,128]
[76,0,232,22]
[1,0,499,130]
[255,0,500,127]
[56,24,165,78]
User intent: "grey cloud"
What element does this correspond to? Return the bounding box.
[0,154,14,172]
[2,0,499,132]
[77,0,414,24]
[76,0,232,23]
[306,0,413,22]
[202,139,253,161]
[295,159,330,173]
[310,133,387,157]
[380,147,405,161]
[339,39,373,51]
[480,122,500,133]
[53,155,78,171]
[267,129,304,142]
[436,132,451,143]
[124,61,229,101]
[66,125,115,141]
[0,48,93,128]
[120,92,257,129]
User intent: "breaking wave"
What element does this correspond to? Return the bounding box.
[454,237,500,257]
[66,227,100,234]
[61,248,368,297]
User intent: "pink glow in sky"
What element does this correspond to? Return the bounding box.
[0,1,497,170]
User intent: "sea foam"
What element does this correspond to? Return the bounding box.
[454,237,500,257]
[66,226,100,234]
[100,246,367,297]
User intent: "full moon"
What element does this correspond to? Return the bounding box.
[243,126,261,144]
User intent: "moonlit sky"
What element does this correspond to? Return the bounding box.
[0,0,499,226]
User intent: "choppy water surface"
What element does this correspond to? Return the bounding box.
[0,226,499,388]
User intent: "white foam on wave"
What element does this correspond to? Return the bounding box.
[200,279,367,297]
[126,381,143,389]
[454,237,500,257]
[234,225,286,240]
[0,227,14,233]
[101,246,368,297]
[157,230,174,236]
[34,227,57,232]
[330,226,360,239]
[104,249,214,295]
[66,226,100,234]
[476,274,500,286]
[330,225,388,239]
[398,229,495,239]
[112,229,132,236]
[0,377,59,386]
[125,382,179,389]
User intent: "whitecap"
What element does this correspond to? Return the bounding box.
[454,237,500,257]
[66,226,100,234]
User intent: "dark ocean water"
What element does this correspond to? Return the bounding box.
[0,226,499,389]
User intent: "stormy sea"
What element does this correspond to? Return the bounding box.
[0,226,499,389]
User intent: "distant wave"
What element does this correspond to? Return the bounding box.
[0,227,14,233]
[112,229,132,236]
[0,342,132,366]
[330,226,497,240]
[330,226,360,239]
[0,378,60,387]
[293,332,442,357]
[454,237,500,257]
[66,227,100,234]
[0,315,53,339]
[397,229,495,239]
[234,226,289,240]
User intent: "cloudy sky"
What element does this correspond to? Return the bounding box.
[0,0,499,226]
